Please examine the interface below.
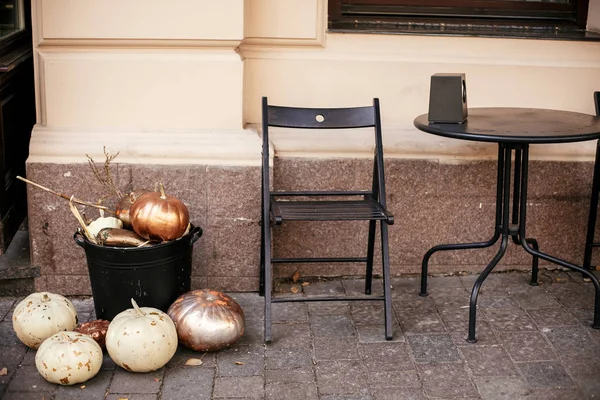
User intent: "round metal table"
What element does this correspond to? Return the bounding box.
[414,107,600,343]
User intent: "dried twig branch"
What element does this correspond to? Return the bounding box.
[87,146,123,199]
[68,196,96,244]
[17,176,114,214]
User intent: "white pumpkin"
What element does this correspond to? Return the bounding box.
[13,292,78,349]
[86,216,123,237]
[106,299,177,372]
[35,331,102,385]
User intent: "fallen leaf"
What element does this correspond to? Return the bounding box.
[118,398,129,400]
[184,358,203,366]
[235,361,244,365]
[153,378,160,382]
[0,367,7,376]
[290,285,300,294]
[80,385,86,389]
[292,270,300,283]
[583,278,592,283]
[301,282,310,286]
[555,277,567,283]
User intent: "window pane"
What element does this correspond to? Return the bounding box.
[0,0,23,38]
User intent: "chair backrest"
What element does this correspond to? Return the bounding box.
[261,97,387,202]
[595,91,600,117]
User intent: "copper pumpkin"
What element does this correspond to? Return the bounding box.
[74,319,110,349]
[115,189,150,228]
[167,289,245,352]
[129,184,189,241]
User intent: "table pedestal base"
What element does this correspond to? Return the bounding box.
[420,143,600,343]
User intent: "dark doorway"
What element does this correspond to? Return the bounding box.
[0,0,34,252]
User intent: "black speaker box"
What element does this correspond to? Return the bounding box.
[428,73,468,123]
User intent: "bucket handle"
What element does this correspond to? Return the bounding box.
[73,229,87,248]
[189,226,203,244]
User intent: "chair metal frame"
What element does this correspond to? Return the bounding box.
[259,97,395,342]
[583,91,600,271]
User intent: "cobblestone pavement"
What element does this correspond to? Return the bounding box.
[1,270,600,399]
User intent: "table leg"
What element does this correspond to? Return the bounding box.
[420,145,506,297]
[517,146,600,329]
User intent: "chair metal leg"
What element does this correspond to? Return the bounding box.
[584,143,600,271]
[259,219,265,297]
[365,219,377,295]
[263,222,273,343]
[380,221,393,340]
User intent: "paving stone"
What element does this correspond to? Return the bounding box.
[0,365,16,385]
[315,359,369,395]
[525,388,587,400]
[264,367,315,384]
[314,337,359,360]
[106,395,158,400]
[20,349,36,365]
[310,314,356,338]
[406,334,461,363]
[549,284,595,310]
[367,369,420,388]
[428,288,470,308]
[0,321,22,347]
[69,297,95,315]
[3,392,56,400]
[6,365,57,392]
[101,353,118,370]
[164,346,214,368]
[54,369,112,400]
[271,302,308,323]
[320,395,374,400]
[499,331,557,362]
[359,342,413,370]
[542,325,600,357]
[160,366,214,400]
[459,346,519,377]
[460,274,505,290]
[307,302,351,315]
[397,309,447,334]
[216,344,264,376]
[237,317,264,346]
[418,363,478,398]
[265,347,314,370]
[108,368,164,394]
[426,275,464,289]
[392,293,437,311]
[496,272,533,286]
[355,325,405,343]
[0,343,28,366]
[507,288,561,310]
[483,308,537,332]
[268,323,312,349]
[477,293,520,309]
[265,381,318,400]
[303,280,345,296]
[390,276,420,292]
[526,307,579,327]
[212,376,264,398]
[351,305,386,326]
[450,321,499,346]
[343,279,384,297]
[371,387,426,400]
[473,376,531,400]
[517,361,575,388]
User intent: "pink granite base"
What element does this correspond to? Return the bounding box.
[25,157,595,295]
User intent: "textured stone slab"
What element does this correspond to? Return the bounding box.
[54,370,112,400]
[518,361,575,388]
[310,314,357,338]
[370,387,426,400]
[216,345,264,376]
[359,342,414,370]
[271,302,308,323]
[265,382,318,400]
[108,368,164,394]
[6,365,57,392]
[105,395,158,400]
[407,334,461,363]
[314,337,359,361]
[418,363,478,398]
[264,367,315,384]
[315,359,369,395]
[268,323,312,349]
[459,346,518,377]
[160,367,214,400]
[0,344,27,367]
[367,369,420,389]
[473,376,531,400]
[265,347,313,370]
[526,307,579,327]
[483,308,537,332]
[355,325,405,343]
[498,332,557,362]
[397,309,447,334]
[212,376,264,398]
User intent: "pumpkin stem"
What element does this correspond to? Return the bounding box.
[158,182,167,200]
[131,298,146,316]
[42,293,50,302]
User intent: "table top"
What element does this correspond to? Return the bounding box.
[414,107,600,144]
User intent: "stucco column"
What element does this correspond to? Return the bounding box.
[27,0,262,294]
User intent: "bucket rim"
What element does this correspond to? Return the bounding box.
[74,224,202,251]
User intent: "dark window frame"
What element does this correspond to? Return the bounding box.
[329,0,598,40]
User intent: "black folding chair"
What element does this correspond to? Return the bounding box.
[259,97,394,342]
[583,91,600,271]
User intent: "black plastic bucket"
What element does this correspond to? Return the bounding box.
[74,225,202,320]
